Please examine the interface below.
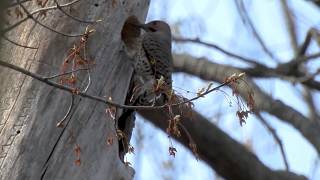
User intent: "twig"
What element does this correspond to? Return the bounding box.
[277,51,320,71]
[173,36,264,66]
[2,0,82,34]
[17,0,84,37]
[256,113,289,171]
[177,122,198,158]
[5,0,31,8]
[296,28,319,61]
[235,0,279,61]
[0,59,233,110]
[170,81,231,107]
[56,95,74,127]
[280,0,299,54]
[83,69,92,93]
[298,30,313,56]
[2,35,38,49]
[44,68,89,80]
[53,0,98,24]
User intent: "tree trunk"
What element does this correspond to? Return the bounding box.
[0,0,149,179]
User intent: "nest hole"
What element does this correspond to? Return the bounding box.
[121,16,142,50]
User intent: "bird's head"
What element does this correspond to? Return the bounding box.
[138,20,172,38]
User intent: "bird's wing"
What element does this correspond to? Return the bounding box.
[142,33,173,88]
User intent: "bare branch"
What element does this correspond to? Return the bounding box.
[173,53,320,153]
[0,59,134,109]
[235,0,279,61]
[242,52,320,91]
[280,0,299,54]
[56,95,74,127]
[173,36,264,66]
[0,59,233,111]
[139,105,306,180]
[44,68,89,80]
[2,35,38,49]
[53,0,98,24]
[296,28,320,58]
[256,113,289,171]
[2,0,82,34]
[298,30,313,56]
[5,0,31,8]
[17,0,84,37]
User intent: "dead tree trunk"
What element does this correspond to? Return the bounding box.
[0,0,149,179]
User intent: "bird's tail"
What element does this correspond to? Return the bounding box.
[117,108,135,161]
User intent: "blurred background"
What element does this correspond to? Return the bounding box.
[127,0,320,179]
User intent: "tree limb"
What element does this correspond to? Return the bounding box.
[173,53,320,153]
[138,105,306,180]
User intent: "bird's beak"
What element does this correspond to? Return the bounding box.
[135,23,149,31]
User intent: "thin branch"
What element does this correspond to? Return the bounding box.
[0,59,130,108]
[235,0,279,61]
[256,113,289,171]
[18,0,84,37]
[173,36,264,66]
[280,0,299,54]
[278,52,320,70]
[171,80,231,107]
[44,68,89,80]
[56,95,74,127]
[82,69,92,93]
[302,88,320,123]
[173,53,320,153]
[275,52,320,78]
[5,0,31,9]
[242,52,320,91]
[53,0,98,24]
[2,35,38,49]
[2,0,82,34]
[0,59,232,110]
[298,30,313,56]
[296,28,320,60]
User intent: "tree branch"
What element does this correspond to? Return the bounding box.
[280,0,299,54]
[255,113,289,171]
[2,0,82,34]
[173,36,263,66]
[2,35,38,49]
[138,105,306,180]
[5,0,31,8]
[0,59,233,111]
[173,53,320,153]
[53,0,98,24]
[235,0,279,61]
[17,0,84,37]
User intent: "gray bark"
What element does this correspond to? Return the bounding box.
[0,0,149,179]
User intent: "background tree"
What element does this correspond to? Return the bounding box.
[0,0,319,180]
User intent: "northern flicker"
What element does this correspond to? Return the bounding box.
[132,20,173,104]
[118,20,173,159]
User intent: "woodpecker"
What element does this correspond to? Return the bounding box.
[118,20,173,160]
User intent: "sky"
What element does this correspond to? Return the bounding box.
[127,0,320,179]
